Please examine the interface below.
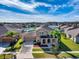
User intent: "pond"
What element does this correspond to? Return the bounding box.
[23,27,36,32]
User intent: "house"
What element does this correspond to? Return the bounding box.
[0,25,8,35]
[0,34,20,43]
[59,23,79,44]
[67,28,79,43]
[0,36,14,43]
[35,25,58,48]
[59,25,68,32]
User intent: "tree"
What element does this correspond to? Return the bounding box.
[6,31,17,37]
[50,28,61,51]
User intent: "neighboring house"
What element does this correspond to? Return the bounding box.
[64,26,73,38]
[67,28,79,43]
[59,25,68,32]
[0,34,20,43]
[35,25,58,48]
[59,24,74,37]
[0,25,8,35]
[59,24,79,44]
[0,36,14,43]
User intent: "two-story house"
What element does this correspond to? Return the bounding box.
[35,25,58,48]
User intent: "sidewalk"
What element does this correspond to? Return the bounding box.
[32,51,79,53]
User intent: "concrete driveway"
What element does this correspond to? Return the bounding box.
[17,41,33,59]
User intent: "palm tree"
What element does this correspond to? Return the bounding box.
[50,28,61,51]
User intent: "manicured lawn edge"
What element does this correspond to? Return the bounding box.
[32,53,79,58]
[0,54,13,59]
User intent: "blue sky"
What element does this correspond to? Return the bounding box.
[0,0,79,22]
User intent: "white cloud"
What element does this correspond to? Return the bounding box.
[0,0,63,13]
[0,0,36,12]
[0,0,52,13]
[0,9,79,23]
[0,0,79,22]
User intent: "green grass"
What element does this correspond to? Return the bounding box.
[32,53,56,58]
[61,34,79,51]
[59,53,79,58]
[5,38,23,52]
[14,38,23,49]
[0,54,13,59]
[32,53,79,58]
[32,47,50,51]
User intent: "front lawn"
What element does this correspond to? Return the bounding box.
[32,53,79,58]
[59,53,79,58]
[32,53,56,58]
[0,54,13,59]
[60,34,79,51]
[32,46,51,52]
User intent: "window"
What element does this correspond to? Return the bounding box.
[43,39,45,44]
[42,32,44,35]
[48,39,50,43]
[40,32,44,35]
[33,40,36,42]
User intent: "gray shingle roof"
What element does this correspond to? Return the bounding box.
[67,28,79,37]
[0,25,8,35]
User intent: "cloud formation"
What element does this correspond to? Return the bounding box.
[0,0,79,22]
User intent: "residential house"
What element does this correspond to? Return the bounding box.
[67,28,79,43]
[0,36,14,43]
[0,25,8,36]
[59,23,79,44]
[35,25,58,48]
[59,25,68,32]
